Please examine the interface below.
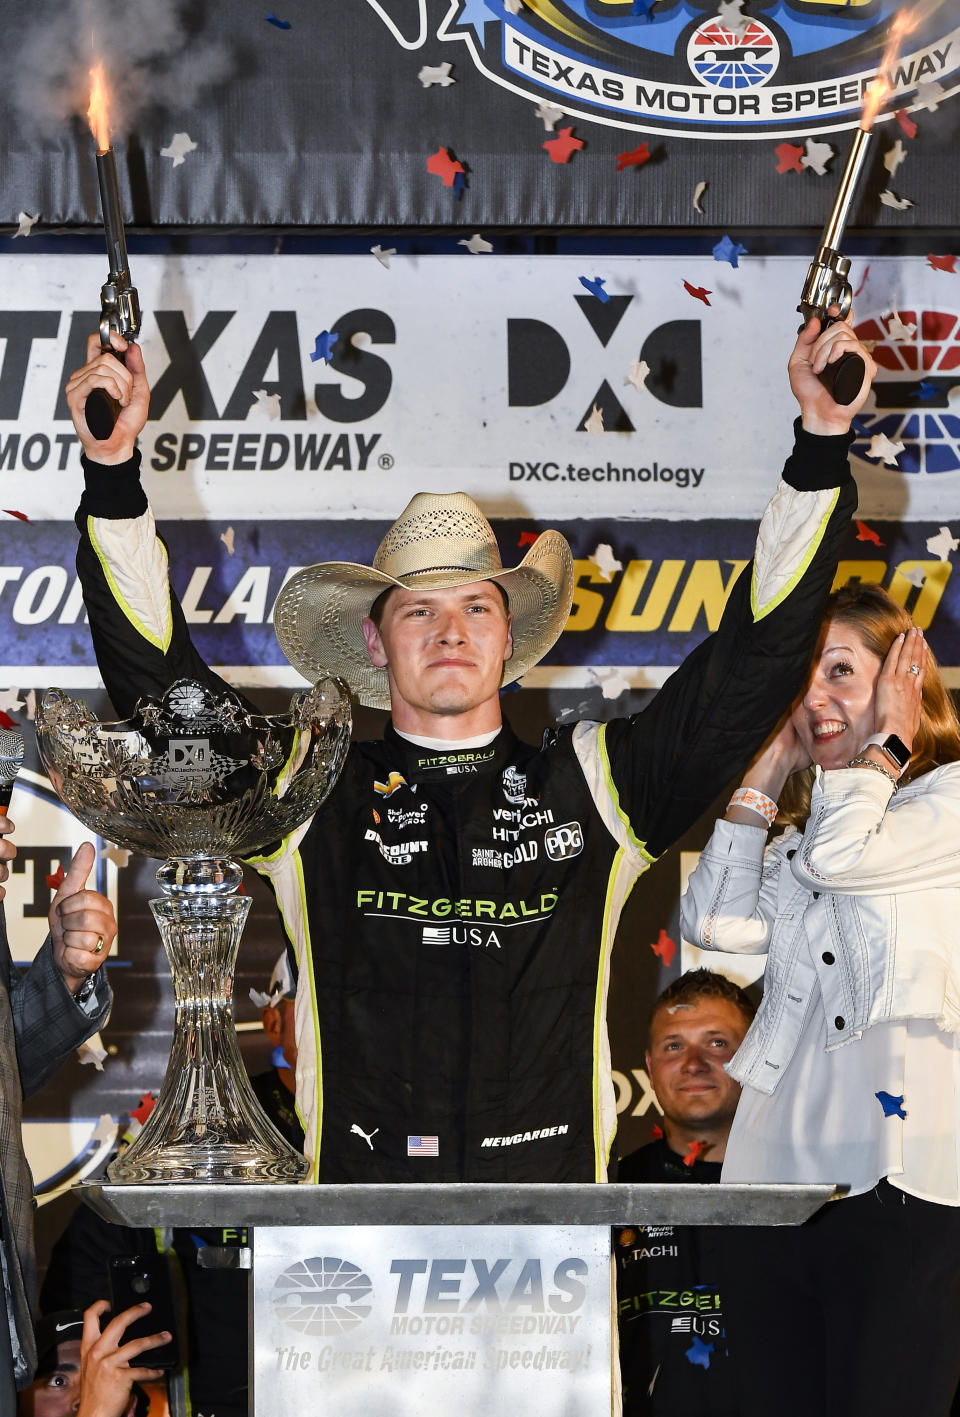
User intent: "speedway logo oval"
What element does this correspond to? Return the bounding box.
[368,0,960,138]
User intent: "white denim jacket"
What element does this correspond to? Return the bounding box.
[681,761,960,1095]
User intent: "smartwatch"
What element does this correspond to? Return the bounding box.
[861,733,911,771]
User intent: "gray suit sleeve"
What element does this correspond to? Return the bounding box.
[7,925,111,1099]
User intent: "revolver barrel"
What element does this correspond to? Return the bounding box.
[94,146,141,348]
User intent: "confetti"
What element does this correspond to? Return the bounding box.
[584,404,605,436]
[928,254,957,274]
[579,275,609,302]
[591,668,632,700]
[912,381,937,400]
[588,544,623,582]
[624,359,650,393]
[879,189,914,211]
[22,690,36,723]
[649,928,676,967]
[160,132,198,167]
[543,126,584,164]
[895,109,918,138]
[3,510,30,523]
[692,180,707,214]
[651,1124,664,1139]
[272,1045,293,1069]
[534,99,565,131]
[220,526,235,555]
[926,526,959,562]
[902,567,927,589]
[717,0,750,34]
[0,690,24,716]
[683,1139,710,1168]
[504,0,523,11]
[77,1037,107,1070]
[46,864,65,891]
[0,711,14,730]
[712,234,748,269]
[426,147,464,187]
[309,330,338,364]
[452,171,467,200]
[865,434,904,467]
[774,141,805,175]
[876,1090,907,1119]
[458,233,493,254]
[685,1335,714,1369]
[885,304,916,343]
[801,138,835,176]
[92,1114,117,1144]
[102,844,132,869]
[915,79,944,112]
[131,1092,156,1126]
[265,12,291,27]
[683,280,712,306]
[250,389,282,420]
[371,244,396,268]
[853,265,871,297]
[418,62,455,87]
[883,140,908,177]
[13,212,38,239]
[615,142,651,171]
[518,531,540,548]
[855,520,884,545]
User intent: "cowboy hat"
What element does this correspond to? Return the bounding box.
[274,492,574,710]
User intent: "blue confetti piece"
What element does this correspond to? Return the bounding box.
[452,170,467,200]
[189,1232,208,1249]
[713,234,749,269]
[310,330,338,364]
[912,381,937,400]
[266,13,291,27]
[272,1045,293,1070]
[579,275,609,302]
[685,1335,713,1370]
[876,1090,907,1119]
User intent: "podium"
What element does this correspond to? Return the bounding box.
[86,1181,839,1415]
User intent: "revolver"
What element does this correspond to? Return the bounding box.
[86,144,141,441]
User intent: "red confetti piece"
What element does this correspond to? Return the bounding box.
[518,530,540,548]
[131,1092,156,1125]
[683,281,712,307]
[0,711,15,730]
[543,126,585,164]
[3,509,30,524]
[895,109,918,139]
[855,520,884,547]
[46,864,66,891]
[774,141,805,175]
[649,927,676,967]
[615,142,651,171]
[426,147,464,187]
[651,1124,663,1140]
[854,264,871,296]
[928,254,957,274]
[684,1139,710,1168]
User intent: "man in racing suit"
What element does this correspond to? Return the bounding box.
[64,316,871,1184]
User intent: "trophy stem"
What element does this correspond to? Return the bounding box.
[108,858,309,1184]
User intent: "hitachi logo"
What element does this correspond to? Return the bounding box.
[481,1125,569,1147]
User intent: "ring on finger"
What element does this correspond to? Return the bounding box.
[94,935,105,954]
[908,664,921,675]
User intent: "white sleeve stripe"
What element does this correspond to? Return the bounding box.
[88,511,173,653]
[751,481,840,622]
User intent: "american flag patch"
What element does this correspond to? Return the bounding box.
[421,927,451,946]
[407,1135,439,1156]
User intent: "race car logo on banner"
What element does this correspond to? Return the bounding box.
[370,0,960,139]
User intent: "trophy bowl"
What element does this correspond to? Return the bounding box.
[37,677,351,1184]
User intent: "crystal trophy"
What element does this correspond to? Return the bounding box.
[38,678,351,1184]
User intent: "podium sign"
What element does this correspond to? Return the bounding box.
[253,1224,612,1414]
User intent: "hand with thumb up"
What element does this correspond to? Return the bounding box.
[49,842,118,995]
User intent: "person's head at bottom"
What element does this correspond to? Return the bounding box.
[19,1303,166,1417]
[646,969,756,1163]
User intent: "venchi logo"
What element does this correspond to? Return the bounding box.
[364,0,959,139]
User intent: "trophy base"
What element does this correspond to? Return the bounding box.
[107,1141,311,1186]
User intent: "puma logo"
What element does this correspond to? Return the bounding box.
[350,1123,380,1150]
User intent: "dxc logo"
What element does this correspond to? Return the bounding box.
[168,739,211,769]
[507,296,702,432]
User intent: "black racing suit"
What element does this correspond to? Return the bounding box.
[75,422,855,1183]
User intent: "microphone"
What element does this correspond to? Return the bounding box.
[0,730,25,812]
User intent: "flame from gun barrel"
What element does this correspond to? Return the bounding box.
[860,5,931,131]
[87,63,110,152]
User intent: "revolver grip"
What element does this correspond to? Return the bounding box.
[817,349,866,407]
[85,337,126,442]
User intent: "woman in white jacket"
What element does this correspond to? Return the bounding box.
[681,583,960,1417]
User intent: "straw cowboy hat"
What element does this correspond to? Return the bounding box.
[274,492,574,710]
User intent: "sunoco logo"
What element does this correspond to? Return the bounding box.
[365,1,960,138]
[273,1257,373,1336]
[852,305,960,474]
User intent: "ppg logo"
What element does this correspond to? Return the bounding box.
[508,300,702,432]
[168,739,211,768]
[545,822,584,862]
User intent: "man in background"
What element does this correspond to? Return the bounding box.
[615,969,755,1416]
